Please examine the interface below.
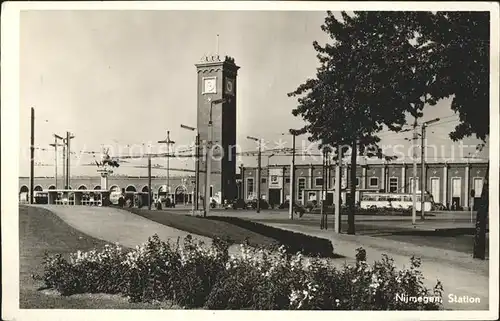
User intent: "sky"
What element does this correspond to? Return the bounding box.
[19,10,490,177]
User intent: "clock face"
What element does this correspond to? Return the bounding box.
[203,77,217,94]
[225,78,235,95]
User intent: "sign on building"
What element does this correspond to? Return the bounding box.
[268,168,283,188]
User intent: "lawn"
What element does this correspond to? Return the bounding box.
[127,208,335,257]
[19,205,178,309]
[127,208,279,248]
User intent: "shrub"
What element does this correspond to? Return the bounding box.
[42,243,128,296]
[41,236,443,310]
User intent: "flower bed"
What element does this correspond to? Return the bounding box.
[40,235,444,310]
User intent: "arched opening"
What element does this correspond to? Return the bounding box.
[93,185,101,190]
[34,185,43,192]
[78,185,88,190]
[109,185,121,205]
[125,185,137,193]
[141,186,149,193]
[175,185,188,205]
[158,185,169,200]
[19,185,29,203]
[48,185,56,190]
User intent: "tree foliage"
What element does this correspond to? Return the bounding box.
[288,11,490,236]
[416,11,490,141]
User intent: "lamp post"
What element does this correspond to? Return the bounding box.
[420,118,440,220]
[283,129,301,220]
[49,134,64,189]
[205,98,226,217]
[158,131,175,204]
[63,132,75,189]
[181,124,200,214]
[267,153,275,168]
[247,136,262,213]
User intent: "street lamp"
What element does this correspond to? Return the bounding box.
[205,98,226,217]
[420,117,440,220]
[247,136,262,213]
[49,134,64,189]
[267,153,275,168]
[282,129,302,220]
[158,131,175,204]
[181,124,200,214]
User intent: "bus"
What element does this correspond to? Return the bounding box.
[360,192,433,212]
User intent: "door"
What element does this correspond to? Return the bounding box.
[430,178,440,203]
[268,189,281,206]
[452,178,461,208]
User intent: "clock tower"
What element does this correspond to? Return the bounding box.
[196,54,240,203]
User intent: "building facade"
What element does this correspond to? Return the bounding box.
[18,175,196,205]
[238,161,489,210]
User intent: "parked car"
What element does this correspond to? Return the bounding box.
[305,200,318,212]
[432,202,446,211]
[279,200,290,209]
[247,199,270,210]
[226,198,247,210]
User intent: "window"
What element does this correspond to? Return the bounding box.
[356,177,360,187]
[452,178,461,197]
[261,178,267,184]
[473,178,484,196]
[285,177,291,183]
[297,178,306,200]
[389,178,398,193]
[315,178,324,187]
[246,178,254,199]
[210,185,213,198]
[409,178,419,193]
[369,177,379,188]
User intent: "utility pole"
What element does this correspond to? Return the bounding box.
[320,148,326,229]
[148,154,152,210]
[65,132,75,189]
[289,132,296,220]
[334,144,342,234]
[49,134,64,189]
[325,149,330,230]
[205,98,226,217]
[247,135,262,213]
[412,119,418,225]
[420,118,440,220]
[257,140,262,213]
[420,124,426,220]
[158,130,175,203]
[180,124,199,212]
[195,133,200,211]
[240,164,245,200]
[30,107,35,204]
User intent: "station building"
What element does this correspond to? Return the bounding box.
[19,159,488,210]
[238,160,488,211]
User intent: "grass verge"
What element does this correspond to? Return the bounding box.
[19,205,178,309]
[127,208,337,257]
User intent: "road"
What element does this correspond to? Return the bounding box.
[167,208,488,254]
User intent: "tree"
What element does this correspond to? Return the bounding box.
[412,12,490,259]
[290,10,490,256]
[288,11,419,234]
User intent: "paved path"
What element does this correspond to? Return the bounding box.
[35,205,232,251]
